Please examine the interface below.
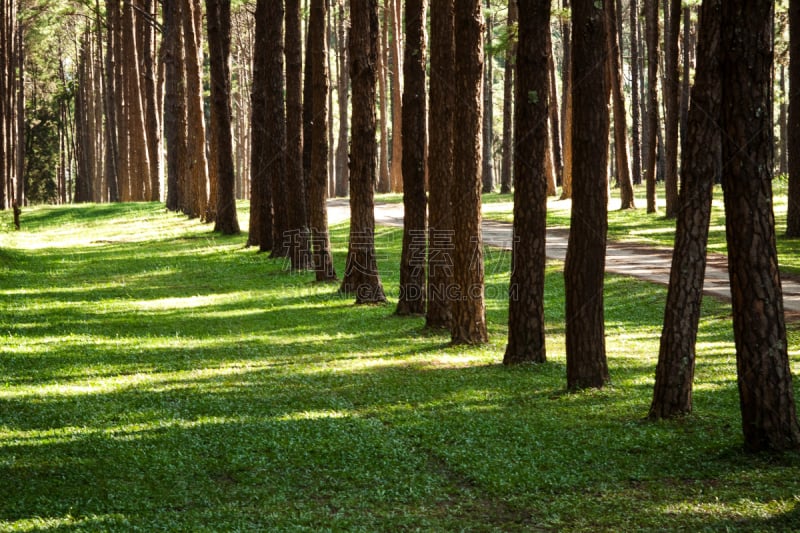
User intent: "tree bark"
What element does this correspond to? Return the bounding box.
[787,0,800,236]
[564,0,610,390]
[720,0,800,452]
[607,0,635,209]
[426,0,455,329]
[644,0,659,213]
[481,0,495,194]
[499,0,517,195]
[663,0,681,217]
[504,0,550,365]
[143,0,160,202]
[451,0,488,345]
[334,0,350,198]
[560,0,573,200]
[396,0,428,315]
[206,0,240,234]
[630,0,642,186]
[376,1,391,193]
[340,0,386,303]
[649,0,720,420]
[267,2,290,258]
[548,29,563,188]
[309,0,337,281]
[286,0,312,269]
[388,0,403,192]
[163,0,187,212]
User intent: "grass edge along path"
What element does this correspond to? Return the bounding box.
[1,202,800,531]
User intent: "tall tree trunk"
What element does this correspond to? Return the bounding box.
[396,0,427,316]
[649,0,720,420]
[787,0,800,236]
[286,0,312,269]
[630,0,642,186]
[123,0,152,201]
[499,0,517,194]
[451,0,488,345]
[560,0,573,199]
[113,0,130,202]
[481,0,495,194]
[607,0,635,209]
[99,0,119,203]
[143,0,160,202]
[207,0,240,234]
[565,0,610,390]
[644,0,659,213]
[679,4,692,151]
[779,64,788,177]
[327,3,335,197]
[426,0,455,329]
[303,15,314,219]
[388,0,403,192]
[376,0,391,193]
[721,0,800,452]
[504,0,550,365]
[663,0,681,217]
[340,0,386,303]
[163,0,187,212]
[309,0,337,281]
[548,29,563,188]
[181,0,209,218]
[334,0,350,197]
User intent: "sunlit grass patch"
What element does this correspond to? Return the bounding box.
[1,201,800,530]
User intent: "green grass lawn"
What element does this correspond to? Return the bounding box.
[2,202,800,531]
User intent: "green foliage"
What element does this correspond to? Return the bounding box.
[1,203,800,530]
[24,96,62,205]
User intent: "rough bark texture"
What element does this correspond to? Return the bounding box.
[663,0,681,217]
[164,0,186,212]
[285,0,312,269]
[788,0,800,236]
[207,0,240,235]
[266,1,289,258]
[334,0,350,198]
[644,0,659,213]
[309,0,337,281]
[649,0,720,420]
[503,0,550,365]
[451,0,488,345]
[376,3,391,193]
[564,0,610,390]
[499,0,517,195]
[426,0,455,329]
[396,0,427,316]
[481,0,495,194]
[340,0,386,303]
[720,0,800,452]
[248,0,272,249]
[181,0,209,218]
[606,0,634,209]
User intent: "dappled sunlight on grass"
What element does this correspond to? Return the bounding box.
[2,202,800,530]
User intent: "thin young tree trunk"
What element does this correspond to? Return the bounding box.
[327,2,335,197]
[143,0,160,202]
[548,29,563,188]
[396,0,427,316]
[163,0,186,212]
[679,4,692,150]
[340,0,386,303]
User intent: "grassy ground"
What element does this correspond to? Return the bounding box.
[2,202,800,531]
[477,179,800,276]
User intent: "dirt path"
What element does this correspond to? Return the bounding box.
[327,199,800,317]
